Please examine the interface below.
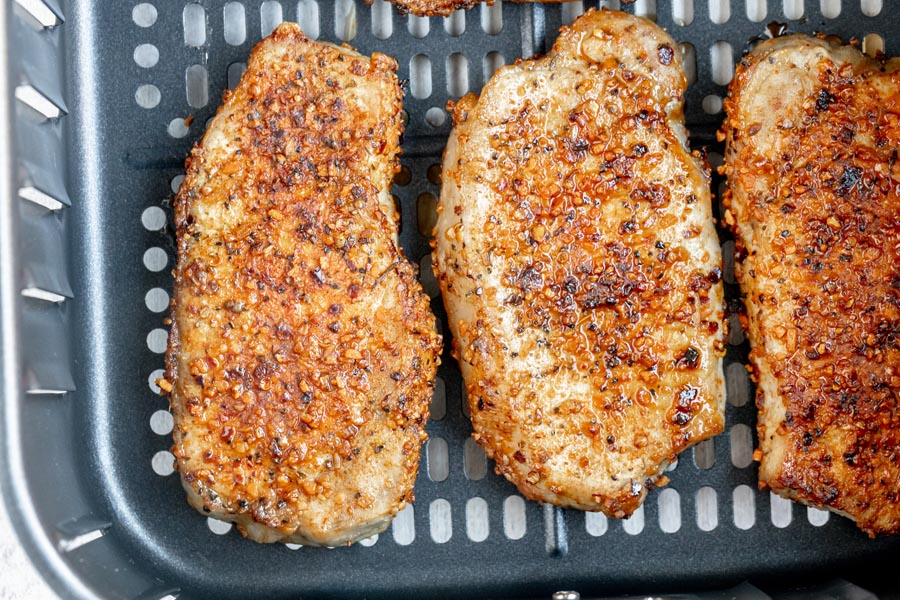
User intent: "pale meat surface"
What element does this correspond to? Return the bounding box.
[723,35,900,536]
[435,9,725,517]
[163,23,440,545]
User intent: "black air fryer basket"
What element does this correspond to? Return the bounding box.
[1,0,899,598]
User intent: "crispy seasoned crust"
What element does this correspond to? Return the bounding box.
[435,9,725,517]
[723,34,900,536]
[370,0,561,18]
[163,22,441,545]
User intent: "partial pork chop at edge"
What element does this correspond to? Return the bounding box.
[723,34,900,536]
[435,9,725,518]
[161,23,441,545]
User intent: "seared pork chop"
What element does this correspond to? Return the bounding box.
[435,9,725,517]
[162,23,441,545]
[723,34,900,536]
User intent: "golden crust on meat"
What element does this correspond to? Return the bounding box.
[435,10,725,517]
[723,34,900,536]
[371,0,561,18]
[163,23,440,545]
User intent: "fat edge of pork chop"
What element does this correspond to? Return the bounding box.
[435,9,725,518]
[162,22,441,545]
[723,34,900,536]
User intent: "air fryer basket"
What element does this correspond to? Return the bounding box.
[2,0,899,598]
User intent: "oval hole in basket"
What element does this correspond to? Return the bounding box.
[710,41,734,86]
[425,107,446,128]
[392,504,415,545]
[143,247,168,272]
[133,44,159,68]
[430,377,446,421]
[297,0,320,39]
[168,117,190,138]
[702,94,723,115]
[152,450,175,476]
[480,1,502,34]
[223,2,246,45]
[426,437,449,482]
[483,51,506,81]
[146,328,167,354]
[410,54,432,99]
[622,505,644,535]
[693,438,715,469]
[142,206,166,231]
[186,64,208,109]
[183,3,206,47]
[770,492,793,528]
[447,53,469,97]
[820,0,841,18]
[503,495,527,540]
[133,3,157,27]
[783,0,803,19]
[585,511,608,537]
[730,424,754,469]
[746,0,766,22]
[862,0,882,16]
[145,288,169,313]
[135,84,160,109]
[334,0,356,41]
[148,369,165,394]
[429,499,452,543]
[408,13,429,38]
[726,361,751,407]
[150,409,174,435]
[658,489,681,533]
[444,9,465,36]
[463,437,487,480]
[261,1,283,37]
[696,486,718,531]
[633,0,656,20]
[207,517,232,535]
[561,2,584,26]
[680,43,696,86]
[733,485,756,530]
[673,0,693,25]
[170,174,185,194]
[359,533,378,547]
[371,0,392,39]
[466,497,489,542]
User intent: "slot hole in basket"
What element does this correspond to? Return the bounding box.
[503,496,527,539]
[726,361,751,407]
[408,13,429,38]
[730,424,754,468]
[447,53,469,98]
[696,486,718,531]
[622,505,644,535]
[693,438,715,469]
[464,437,487,480]
[417,192,438,236]
[861,0,882,16]
[733,485,756,530]
[658,488,681,533]
[862,33,884,57]
[561,2,584,26]
[392,504,415,545]
[186,65,208,109]
[466,497,489,542]
[480,1,502,34]
[430,499,452,543]
[430,377,446,420]
[709,0,730,23]
[372,0,392,39]
[633,0,657,20]
[410,54,432,99]
[483,51,506,81]
[261,1,283,37]
[227,62,247,90]
[585,511,608,536]
[444,9,465,36]
[334,0,356,41]
[745,0,766,21]
[223,2,246,45]
[297,0,320,39]
[419,254,439,298]
[599,0,621,8]
[710,41,734,85]
[426,437,449,482]
[770,492,793,528]
[673,0,693,25]
[783,0,804,20]
[183,3,206,47]
[820,0,841,18]
[680,43,696,86]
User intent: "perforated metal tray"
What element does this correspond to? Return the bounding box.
[2,1,900,599]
